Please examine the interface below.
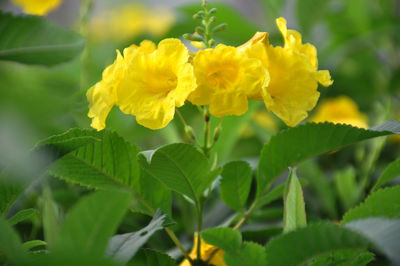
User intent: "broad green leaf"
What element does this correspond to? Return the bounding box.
[0,128,98,216]
[309,249,375,266]
[138,143,212,204]
[0,11,84,66]
[201,227,242,253]
[345,218,400,265]
[51,190,131,257]
[372,158,400,191]
[283,169,307,233]
[264,222,369,266]
[257,121,400,199]
[107,210,168,263]
[48,130,170,217]
[224,242,266,266]
[220,161,253,211]
[342,185,400,223]
[42,187,60,245]
[22,240,47,251]
[0,216,27,264]
[334,167,357,210]
[129,249,177,266]
[7,208,37,226]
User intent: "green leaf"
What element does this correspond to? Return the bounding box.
[1,128,98,216]
[264,222,369,266]
[345,218,400,265]
[42,187,60,245]
[48,130,170,217]
[283,168,307,233]
[7,208,37,226]
[0,216,27,264]
[22,240,47,251]
[107,210,168,263]
[138,143,212,204]
[220,161,253,211]
[342,185,400,223]
[309,249,375,266]
[334,166,358,210]
[201,227,242,253]
[129,249,177,266]
[224,242,266,266]
[51,190,131,256]
[257,121,400,200]
[0,11,84,66]
[372,158,400,191]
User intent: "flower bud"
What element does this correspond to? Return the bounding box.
[184,125,196,141]
[183,33,204,42]
[208,39,215,47]
[212,23,227,33]
[195,26,205,35]
[209,8,217,14]
[209,16,216,24]
[213,125,222,142]
[193,11,205,19]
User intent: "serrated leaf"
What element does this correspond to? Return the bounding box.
[0,11,84,66]
[309,249,375,266]
[48,130,171,217]
[220,161,253,211]
[7,208,37,226]
[129,249,177,266]
[107,210,167,263]
[0,128,98,215]
[51,190,131,257]
[345,218,400,265]
[257,121,400,200]
[22,240,47,251]
[342,185,400,223]
[0,216,27,264]
[264,222,369,266]
[283,168,307,233]
[138,143,213,204]
[225,242,266,266]
[372,159,400,191]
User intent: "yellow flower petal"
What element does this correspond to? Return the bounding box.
[12,0,62,15]
[118,38,196,129]
[189,44,269,117]
[87,50,125,131]
[310,96,368,128]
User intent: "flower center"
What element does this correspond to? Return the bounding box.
[147,70,177,94]
[207,64,239,90]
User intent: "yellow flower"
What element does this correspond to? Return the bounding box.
[189,44,269,117]
[239,18,333,127]
[117,39,196,130]
[89,4,174,42]
[86,50,125,131]
[310,96,368,128]
[180,233,226,266]
[12,0,62,15]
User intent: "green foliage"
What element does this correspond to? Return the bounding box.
[42,187,60,245]
[372,158,400,191]
[22,240,47,251]
[7,208,37,226]
[334,167,357,211]
[257,121,400,200]
[201,227,242,252]
[138,143,214,204]
[0,216,26,264]
[309,249,375,266]
[220,161,253,211]
[283,169,306,233]
[296,0,329,36]
[129,249,177,266]
[264,222,369,266]
[107,210,168,263]
[0,11,84,66]
[342,186,400,223]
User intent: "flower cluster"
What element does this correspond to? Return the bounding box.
[87,17,333,131]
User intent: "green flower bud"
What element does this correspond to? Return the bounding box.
[183,33,204,42]
[212,23,227,33]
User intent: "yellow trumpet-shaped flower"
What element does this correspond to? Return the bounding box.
[310,96,368,128]
[180,233,226,266]
[189,44,269,117]
[12,0,62,15]
[117,39,196,130]
[239,18,333,127]
[86,50,125,131]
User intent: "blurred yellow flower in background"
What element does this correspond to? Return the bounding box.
[12,0,62,15]
[180,233,226,266]
[241,110,278,138]
[89,4,175,42]
[239,18,333,127]
[117,39,196,130]
[189,44,269,117]
[310,95,368,128]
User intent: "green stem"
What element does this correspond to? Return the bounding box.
[202,107,211,158]
[79,0,93,91]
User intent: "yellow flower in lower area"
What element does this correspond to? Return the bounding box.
[180,233,226,266]
[189,44,269,117]
[310,96,368,128]
[117,39,196,130]
[12,0,62,15]
[239,18,333,127]
[86,50,125,131]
